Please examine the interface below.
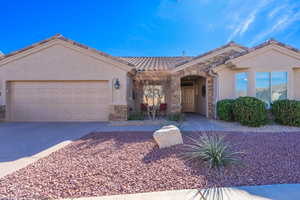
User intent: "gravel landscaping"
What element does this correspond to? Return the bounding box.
[1,131,300,199]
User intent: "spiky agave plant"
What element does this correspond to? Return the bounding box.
[182,134,242,200]
[183,134,240,170]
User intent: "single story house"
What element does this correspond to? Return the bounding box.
[0,34,300,122]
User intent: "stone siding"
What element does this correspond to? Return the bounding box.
[169,63,216,119]
[206,77,215,119]
[170,75,181,113]
[132,65,217,119]
[109,105,128,121]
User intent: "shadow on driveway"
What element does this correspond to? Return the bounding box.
[0,122,103,162]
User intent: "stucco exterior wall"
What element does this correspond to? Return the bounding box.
[294,69,300,100]
[217,48,300,101]
[195,78,207,115]
[0,41,132,121]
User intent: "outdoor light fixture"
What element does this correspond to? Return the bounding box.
[114,78,120,89]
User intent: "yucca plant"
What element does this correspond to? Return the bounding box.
[183,134,240,169]
[183,134,242,200]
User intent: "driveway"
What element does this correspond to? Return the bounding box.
[0,122,103,178]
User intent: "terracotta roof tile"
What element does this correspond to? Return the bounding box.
[120,56,194,71]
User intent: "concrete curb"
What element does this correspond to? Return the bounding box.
[60,184,300,200]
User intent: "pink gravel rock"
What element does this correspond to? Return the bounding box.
[0,131,300,200]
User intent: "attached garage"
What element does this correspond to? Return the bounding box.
[0,35,135,122]
[8,81,109,121]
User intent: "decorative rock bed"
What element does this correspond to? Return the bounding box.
[1,131,300,200]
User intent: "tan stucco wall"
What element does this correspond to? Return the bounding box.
[217,47,300,101]
[196,78,207,115]
[294,69,300,100]
[0,41,131,109]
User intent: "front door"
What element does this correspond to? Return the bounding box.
[181,86,195,112]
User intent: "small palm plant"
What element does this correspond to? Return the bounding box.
[182,134,242,200]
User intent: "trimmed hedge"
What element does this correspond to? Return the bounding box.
[272,100,300,127]
[232,97,268,127]
[168,113,185,122]
[217,99,235,121]
[128,112,145,120]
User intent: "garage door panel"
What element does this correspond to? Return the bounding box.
[9,81,110,121]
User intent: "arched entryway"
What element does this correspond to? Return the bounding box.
[181,75,207,116]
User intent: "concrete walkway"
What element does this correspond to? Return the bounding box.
[103,114,300,133]
[1,116,299,178]
[61,184,300,200]
[0,122,102,178]
[180,114,300,132]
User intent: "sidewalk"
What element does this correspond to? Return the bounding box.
[61,184,300,200]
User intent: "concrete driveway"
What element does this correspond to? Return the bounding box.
[0,122,103,178]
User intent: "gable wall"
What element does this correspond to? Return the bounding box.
[217,48,300,100]
[0,42,133,121]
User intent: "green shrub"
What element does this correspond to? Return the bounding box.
[272,100,300,127]
[183,134,241,169]
[168,113,185,122]
[217,99,235,121]
[233,96,268,127]
[128,112,144,120]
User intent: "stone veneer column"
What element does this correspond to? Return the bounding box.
[207,77,215,119]
[170,75,181,113]
[109,105,128,121]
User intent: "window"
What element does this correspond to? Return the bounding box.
[235,72,248,97]
[143,85,165,106]
[256,72,288,105]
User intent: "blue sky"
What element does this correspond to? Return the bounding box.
[1,0,300,56]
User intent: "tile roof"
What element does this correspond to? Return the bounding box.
[0,34,135,68]
[120,56,194,71]
[174,41,248,67]
[1,35,298,72]
[120,42,247,71]
[225,38,300,62]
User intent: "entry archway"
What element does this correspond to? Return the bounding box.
[181,75,207,116]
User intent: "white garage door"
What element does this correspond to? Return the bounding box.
[8,81,110,121]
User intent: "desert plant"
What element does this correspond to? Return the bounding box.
[232,96,268,127]
[128,112,145,120]
[183,134,242,200]
[272,100,300,127]
[168,112,185,122]
[217,99,235,121]
[183,134,240,169]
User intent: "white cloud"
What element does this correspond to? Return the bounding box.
[226,0,273,42]
[250,6,300,45]
[268,5,286,19]
[240,13,256,35]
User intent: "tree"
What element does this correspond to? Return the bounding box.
[143,84,164,120]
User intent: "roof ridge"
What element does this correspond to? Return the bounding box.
[0,34,135,68]
[120,56,194,58]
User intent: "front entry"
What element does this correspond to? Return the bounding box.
[181,86,195,112]
[181,76,207,115]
